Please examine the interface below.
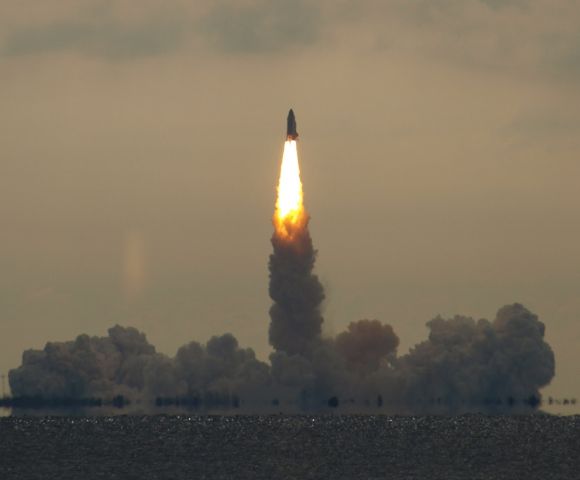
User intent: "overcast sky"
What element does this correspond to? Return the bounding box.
[1,0,579,403]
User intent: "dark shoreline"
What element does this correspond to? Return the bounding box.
[3,393,573,415]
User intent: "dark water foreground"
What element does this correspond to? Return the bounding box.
[1,415,578,479]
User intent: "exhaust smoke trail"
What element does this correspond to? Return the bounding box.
[269,138,324,356]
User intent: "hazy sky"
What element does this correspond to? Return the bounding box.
[1,0,579,402]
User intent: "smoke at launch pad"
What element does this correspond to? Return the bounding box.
[8,111,555,413]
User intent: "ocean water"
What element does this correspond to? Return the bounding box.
[0,414,578,479]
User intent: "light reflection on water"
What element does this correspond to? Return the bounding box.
[0,407,12,417]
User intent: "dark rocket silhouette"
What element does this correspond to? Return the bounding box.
[287,109,298,140]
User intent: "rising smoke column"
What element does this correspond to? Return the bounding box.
[268,140,325,356]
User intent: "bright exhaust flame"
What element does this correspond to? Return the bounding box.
[274,140,305,238]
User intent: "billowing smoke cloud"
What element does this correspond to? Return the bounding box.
[8,213,556,413]
[8,326,157,399]
[9,209,556,413]
[335,319,399,374]
[9,327,270,409]
[396,304,555,410]
[268,216,325,356]
[171,334,270,401]
[8,302,555,412]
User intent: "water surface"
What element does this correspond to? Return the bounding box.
[1,415,578,479]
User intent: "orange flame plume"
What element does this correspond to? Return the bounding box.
[274,140,306,239]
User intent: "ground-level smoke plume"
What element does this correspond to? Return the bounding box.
[8,110,556,413]
[9,327,270,404]
[397,304,555,409]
